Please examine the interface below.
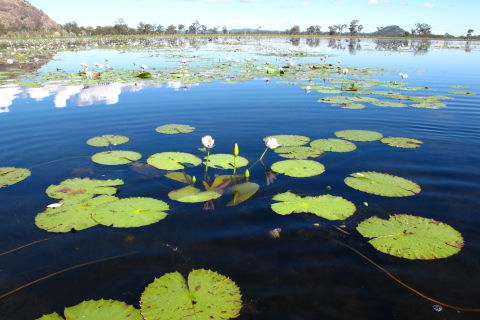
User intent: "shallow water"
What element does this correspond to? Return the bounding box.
[1,37,480,319]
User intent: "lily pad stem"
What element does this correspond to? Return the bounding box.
[204,149,211,180]
[259,147,269,162]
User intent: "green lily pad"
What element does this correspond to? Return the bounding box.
[274,146,323,159]
[91,151,142,165]
[271,192,355,220]
[318,96,351,104]
[64,299,143,320]
[447,91,476,95]
[140,269,242,320]
[35,195,118,233]
[147,152,202,171]
[156,124,195,134]
[381,137,423,148]
[370,101,407,108]
[36,313,64,320]
[310,139,357,152]
[348,96,380,103]
[337,102,366,109]
[271,160,325,178]
[227,182,260,206]
[357,214,464,260]
[448,85,469,89]
[136,71,152,79]
[92,197,169,228]
[86,135,129,147]
[345,172,421,197]
[168,185,222,203]
[334,130,383,142]
[165,172,194,184]
[0,167,31,188]
[46,178,124,201]
[205,154,249,170]
[263,135,310,147]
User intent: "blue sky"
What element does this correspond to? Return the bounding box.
[29,0,479,35]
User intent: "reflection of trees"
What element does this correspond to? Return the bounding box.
[0,52,54,80]
[411,39,431,55]
[348,38,361,55]
[465,41,472,53]
[327,38,345,50]
[374,39,409,51]
[289,38,300,46]
[306,38,320,48]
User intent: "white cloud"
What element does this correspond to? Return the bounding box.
[424,2,435,8]
[301,1,309,7]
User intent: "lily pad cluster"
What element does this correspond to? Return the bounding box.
[37,269,242,320]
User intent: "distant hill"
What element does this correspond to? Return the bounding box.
[0,0,59,30]
[372,25,406,36]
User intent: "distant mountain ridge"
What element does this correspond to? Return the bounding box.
[0,0,59,30]
[372,25,406,36]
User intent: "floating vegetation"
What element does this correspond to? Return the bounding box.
[46,178,124,202]
[205,154,249,170]
[86,135,129,147]
[345,172,421,197]
[370,101,407,108]
[274,146,323,159]
[37,313,64,320]
[92,197,169,228]
[271,160,325,178]
[227,182,260,206]
[155,124,195,134]
[165,172,194,184]
[263,135,310,147]
[271,192,356,220]
[35,195,118,233]
[91,151,142,165]
[448,85,470,89]
[0,167,31,188]
[348,96,381,103]
[381,137,423,148]
[310,138,357,152]
[357,214,464,260]
[448,91,476,95]
[168,185,222,203]
[147,152,202,170]
[334,130,383,142]
[140,269,242,320]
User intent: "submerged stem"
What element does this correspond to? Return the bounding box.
[259,147,269,162]
[0,237,57,257]
[204,149,211,180]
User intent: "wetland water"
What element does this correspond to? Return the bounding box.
[0,37,479,319]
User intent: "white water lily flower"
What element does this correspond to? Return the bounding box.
[80,62,88,69]
[266,137,280,149]
[202,135,215,149]
[342,68,349,75]
[141,64,148,70]
[305,85,312,93]
[180,59,187,64]
[6,59,14,64]
[47,203,63,208]
[400,73,409,79]
[94,63,104,69]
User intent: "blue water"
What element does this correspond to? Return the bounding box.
[1,37,480,319]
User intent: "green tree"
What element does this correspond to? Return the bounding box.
[289,25,300,35]
[177,24,185,33]
[165,24,177,34]
[466,29,474,37]
[188,20,201,34]
[348,20,363,35]
[62,21,81,35]
[412,23,432,37]
[0,23,6,35]
[222,26,228,34]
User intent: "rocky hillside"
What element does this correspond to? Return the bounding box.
[372,25,406,36]
[0,0,59,30]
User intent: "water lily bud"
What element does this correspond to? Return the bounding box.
[233,143,239,157]
[245,169,250,179]
[192,176,197,184]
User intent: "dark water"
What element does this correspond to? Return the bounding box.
[1,38,480,319]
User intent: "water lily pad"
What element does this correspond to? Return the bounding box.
[345,172,421,197]
[338,102,366,109]
[165,172,194,184]
[46,178,124,201]
[0,167,31,188]
[86,135,129,147]
[310,139,357,152]
[140,269,242,320]
[334,130,383,142]
[357,214,464,260]
[35,195,118,233]
[271,192,355,220]
[348,96,380,103]
[318,96,351,104]
[271,160,325,178]
[227,182,260,206]
[447,91,476,95]
[91,151,142,165]
[381,137,423,148]
[448,85,470,89]
[274,146,323,159]
[263,135,310,147]
[370,101,407,108]
[92,197,169,228]
[36,313,63,320]
[156,124,195,134]
[147,152,202,171]
[64,299,143,320]
[168,186,222,203]
[205,154,249,170]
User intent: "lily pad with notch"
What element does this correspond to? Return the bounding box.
[205,154,249,170]
[147,152,202,171]
[140,269,242,320]
[168,186,222,203]
[310,138,357,152]
[156,124,195,134]
[271,192,356,220]
[64,299,143,320]
[227,182,260,206]
[0,167,31,188]
[334,130,383,142]
[274,146,323,159]
[46,178,124,202]
[345,172,420,197]
[357,214,463,260]
[86,135,129,147]
[381,137,423,148]
[91,151,142,165]
[263,135,310,147]
[92,197,169,228]
[271,160,325,178]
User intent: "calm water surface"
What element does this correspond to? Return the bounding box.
[0,37,479,319]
